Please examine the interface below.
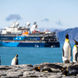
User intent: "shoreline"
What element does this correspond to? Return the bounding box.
[0,63,78,78]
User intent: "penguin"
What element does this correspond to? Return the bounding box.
[11,54,18,65]
[62,34,71,63]
[41,67,53,72]
[73,40,78,63]
[32,66,40,72]
[32,66,53,72]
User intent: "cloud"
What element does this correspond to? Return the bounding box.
[6,14,22,21]
[56,20,63,26]
[41,18,49,22]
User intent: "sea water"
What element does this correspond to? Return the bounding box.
[0,44,73,65]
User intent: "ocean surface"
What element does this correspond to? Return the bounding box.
[0,44,73,65]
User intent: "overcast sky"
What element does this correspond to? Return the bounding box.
[0,0,78,29]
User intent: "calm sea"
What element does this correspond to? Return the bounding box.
[0,44,73,65]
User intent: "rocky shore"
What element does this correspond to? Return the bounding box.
[0,63,78,78]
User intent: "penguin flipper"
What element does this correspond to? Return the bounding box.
[69,45,71,58]
[75,53,78,62]
[62,48,64,57]
[16,59,18,65]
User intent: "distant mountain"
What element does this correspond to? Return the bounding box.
[56,27,78,44]
[40,27,78,44]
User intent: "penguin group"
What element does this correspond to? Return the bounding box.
[62,34,78,63]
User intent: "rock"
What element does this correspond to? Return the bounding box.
[62,76,76,78]
[0,63,78,78]
[0,66,11,70]
[0,71,7,76]
[23,71,34,77]
[23,71,42,77]
[7,71,23,77]
[62,64,78,76]
[48,75,61,78]
[1,76,18,78]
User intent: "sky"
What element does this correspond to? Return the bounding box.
[0,0,78,30]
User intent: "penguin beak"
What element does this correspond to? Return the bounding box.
[74,40,78,45]
[16,54,18,57]
[74,39,76,43]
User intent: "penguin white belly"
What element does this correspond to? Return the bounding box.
[73,46,77,62]
[11,57,16,65]
[62,42,71,62]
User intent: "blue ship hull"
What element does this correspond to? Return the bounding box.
[0,41,45,47]
[0,41,60,47]
[0,33,60,47]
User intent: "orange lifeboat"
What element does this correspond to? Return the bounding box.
[22,31,29,35]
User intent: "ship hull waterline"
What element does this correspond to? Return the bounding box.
[0,41,60,48]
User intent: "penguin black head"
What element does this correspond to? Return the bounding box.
[33,22,37,25]
[65,34,69,39]
[74,40,78,45]
[16,54,18,57]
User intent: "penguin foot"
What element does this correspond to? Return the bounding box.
[64,60,70,63]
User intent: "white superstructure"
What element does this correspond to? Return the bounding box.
[1,21,40,35]
[1,22,22,35]
[30,22,39,33]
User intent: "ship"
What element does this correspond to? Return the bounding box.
[0,22,60,47]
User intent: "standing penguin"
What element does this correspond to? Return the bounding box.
[73,40,78,63]
[11,54,18,65]
[62,34,71,63]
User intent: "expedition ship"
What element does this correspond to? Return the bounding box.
[0,22,60,47]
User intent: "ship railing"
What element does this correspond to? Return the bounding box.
[0,32,56,37]
[0,40,45,43]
